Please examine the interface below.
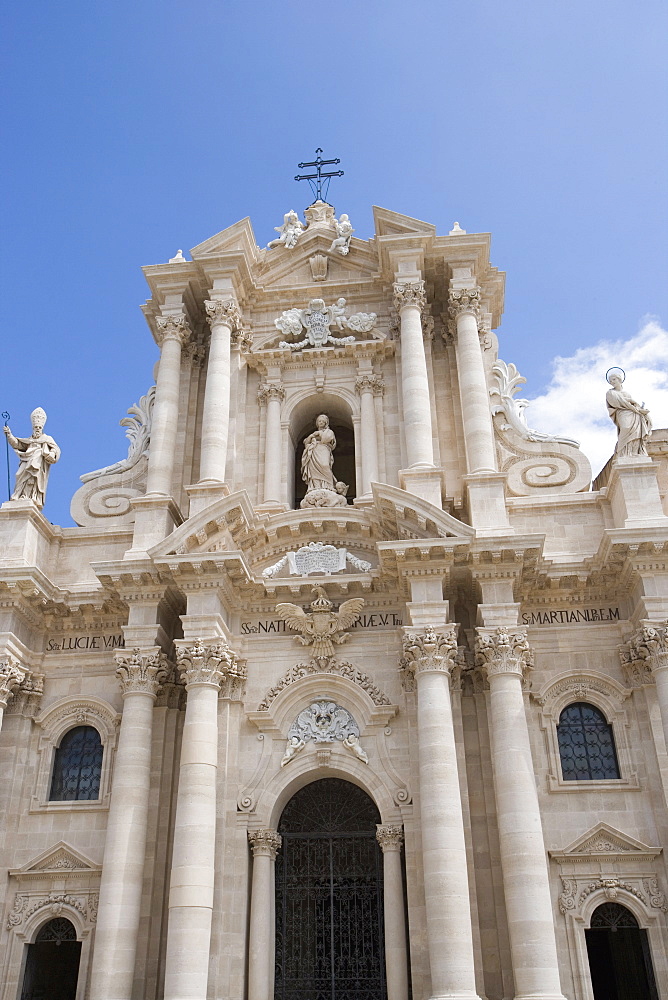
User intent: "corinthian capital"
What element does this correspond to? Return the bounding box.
[355,373,384,395]
[115,648,170,697]
[0,656,26,709]
[257,382,286,405]
[620,621,668,686]
[175,637,246,694]
[155,314,192,347]
[248,828,282,858]
[393,280,426,313]
[447,286,482,321]
[475,626,533,681]
[205,298,242,331]
[401,625,459,684]
[376,824,404,853]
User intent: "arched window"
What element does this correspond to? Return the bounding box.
[49,725,103,801]
[557,702,620,781]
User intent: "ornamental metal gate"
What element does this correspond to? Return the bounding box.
[275,778,386,1000]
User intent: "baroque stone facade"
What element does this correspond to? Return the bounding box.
[1,200,668,1000]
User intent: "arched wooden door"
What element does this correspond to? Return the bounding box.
[275,778,386,1000]
[585,902,659,999]
[21,918,81,1000]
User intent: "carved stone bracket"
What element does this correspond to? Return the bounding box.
[114,648,170,698]
[475,626,534,683]
[175,637,246,697]
[0,656,27,709]
[155,314,192,347]
[620,621,668,686]
[248,828,282,859]
[376,824,404,852]
[205,298,242,332]
[400,625,459,689]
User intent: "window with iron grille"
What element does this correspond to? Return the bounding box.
[49,725,103,801]
[557,702,620,781]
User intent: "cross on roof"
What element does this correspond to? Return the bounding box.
[295,149,344,204]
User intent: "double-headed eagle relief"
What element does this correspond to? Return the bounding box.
[275,297,377,351]
[275,586,364,658]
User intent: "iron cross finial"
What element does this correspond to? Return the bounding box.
[295,148,344,204]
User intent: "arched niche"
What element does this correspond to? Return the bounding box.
[287,392,358,508]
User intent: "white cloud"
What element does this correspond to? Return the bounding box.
[519,319,668,476]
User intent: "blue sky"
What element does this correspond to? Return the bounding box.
[2,1,667,526]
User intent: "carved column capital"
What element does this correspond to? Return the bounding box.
[447,286,482,322]
[205,298,242,331]
[175,637,246,696]
[376,824,404,853]
[475,626,533,682]
[114,648,170,697]
[248,828,282,858]
[257,382,286,405]
[155,314,192,347]
[620,620,668,686]
[355,374,384,396]
[0,656,27,709]
[393,280,426,313]
[401,625,459,687]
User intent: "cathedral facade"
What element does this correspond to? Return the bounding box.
[1,200,667,1000]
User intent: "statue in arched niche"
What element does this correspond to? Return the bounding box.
[300,414,348,508]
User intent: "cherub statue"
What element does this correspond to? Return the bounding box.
[330,214,354,255]
[3,408,60,508]
[281,734,306,767]
[268,210,304,250]
[342,732,369,763]
[274,586,364,658]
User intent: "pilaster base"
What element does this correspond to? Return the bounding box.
[399,467,443,508]
[126,495,183,557]
[186,480,230,517]
[606,456,667,528]
[464,472,511,532]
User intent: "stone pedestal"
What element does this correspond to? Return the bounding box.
[402,626,482,1000]
[606,456,667,528]
[89,648,168,1000]
[248,829,282,1000]
[476,626,566,1000]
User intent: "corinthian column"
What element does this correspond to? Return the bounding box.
[90,648,168,1000]
[476,627,566,1000]
[448,287,496,475]
[248,829,282,1000]
[622,621,668,751]
[356,374,381,497]
[402,626,481,1000]
[393,281,434,469]
[146,314,191,496]
[200,299,242,484]
[0,656,25,731]
[376,825,408,1000]
[258,382,285,505]
[164,638,246,1000]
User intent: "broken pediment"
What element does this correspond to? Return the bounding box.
[10,842,102,881]
[189,217,260,261]
[550,823,662,864]
[372,206,436,238]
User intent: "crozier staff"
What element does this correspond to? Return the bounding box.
[605,371,652,457]
[3,407,60,508]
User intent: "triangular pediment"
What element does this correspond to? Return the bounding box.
[550,823,662,863]
[373,206,436,237]
[190,217,260,259]
[10,842,102,879]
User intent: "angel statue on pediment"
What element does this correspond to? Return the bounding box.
[267,210,304,250]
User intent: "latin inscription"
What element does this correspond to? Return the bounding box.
[521,607,620,626]
[241,612,403,635]
[46,634,125,652]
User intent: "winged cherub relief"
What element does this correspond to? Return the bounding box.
[274,587,364,658]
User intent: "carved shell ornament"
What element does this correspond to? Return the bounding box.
[274,587,364,658]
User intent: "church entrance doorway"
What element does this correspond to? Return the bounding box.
[275,778,386,1000]
[585,902,658,999]
[20,917,81,1000]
